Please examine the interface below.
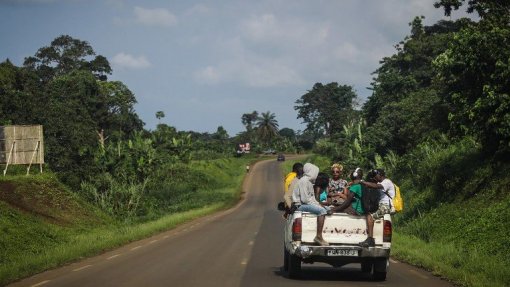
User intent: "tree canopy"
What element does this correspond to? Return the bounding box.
[295,82,357,138]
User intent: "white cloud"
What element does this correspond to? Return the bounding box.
[333,42,360,63]
[134,6,177,27]
[112,52,151,69]
[185,4,210,17]
[240,13,329,48]
[194,66,221,84]
[194,56,304,88]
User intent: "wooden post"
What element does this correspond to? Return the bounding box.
[3,141,15,176]
[27,141,40,175]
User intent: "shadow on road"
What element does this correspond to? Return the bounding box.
[273,264,375,282]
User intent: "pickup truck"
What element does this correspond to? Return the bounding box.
[283,211,392,280]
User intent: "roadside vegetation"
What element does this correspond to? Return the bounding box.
[0,156,254,285]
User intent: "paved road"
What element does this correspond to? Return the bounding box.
[10,159,454,287]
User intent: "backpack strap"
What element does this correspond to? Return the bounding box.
[383,185,395,209]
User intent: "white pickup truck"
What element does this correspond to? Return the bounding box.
[283,211,392,280]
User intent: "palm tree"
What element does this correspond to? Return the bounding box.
[256,111,279,147]
[155,111,165,124]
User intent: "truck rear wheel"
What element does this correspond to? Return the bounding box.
[287,253,301,278]
[372,258,388,281]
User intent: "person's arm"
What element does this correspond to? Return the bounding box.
[314,186,321,201]
[360,181,383,190]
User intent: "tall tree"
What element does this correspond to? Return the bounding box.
[23,35,112,82]
[43,70,103,185]
[156,111,165,123]
[295,82,357,137]
[97,81,144,141]
[212,125,229,141]
[256,111,279,146]
[241,111,259,132]
[279,127,296,141]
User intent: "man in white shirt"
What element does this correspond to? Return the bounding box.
[359,169,395,247]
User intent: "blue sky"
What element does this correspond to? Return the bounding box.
[0,0,471,136]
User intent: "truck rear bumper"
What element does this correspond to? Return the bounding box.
[293,244,390,259]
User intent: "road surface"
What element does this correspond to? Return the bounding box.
[10,158,454,287]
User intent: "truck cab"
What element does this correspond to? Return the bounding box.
[283,211,392,280]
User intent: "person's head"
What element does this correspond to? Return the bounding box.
[314,172,330,189]
[349,167,363,181]
[292,162,304,178]
[303,163,319,183]
[330,163,343,180]
[367,169,378,183]
[372,168,386,182]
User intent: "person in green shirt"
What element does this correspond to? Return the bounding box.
[331,167,364,215]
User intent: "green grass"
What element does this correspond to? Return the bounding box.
[392,232,510,287]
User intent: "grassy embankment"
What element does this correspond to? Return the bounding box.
[282,155,510,287]
[0,156,257,286]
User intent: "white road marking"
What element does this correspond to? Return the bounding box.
[390,258,399,263]
[107,254,121,260]
[248,241,254,246]
[73,265,92,272]
[131,246,142,251]
[241,259,248,265]
[149,239,158,244]
[163,235,169,239]
[409,269,429,279]
[30,280,50,287]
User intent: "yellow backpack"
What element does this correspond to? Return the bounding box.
[392,184,403,213]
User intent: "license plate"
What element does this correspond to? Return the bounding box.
[327,249,358,256]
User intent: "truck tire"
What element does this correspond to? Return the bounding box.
[372,258,388,281]
[283,247,289,271]
[287,253,301,278]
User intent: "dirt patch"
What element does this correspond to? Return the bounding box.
[0,179,100,226]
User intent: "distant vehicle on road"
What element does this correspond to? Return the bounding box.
[277,154,285,161]
[263,149,276,155]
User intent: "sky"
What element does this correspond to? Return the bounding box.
[0,0,472,136]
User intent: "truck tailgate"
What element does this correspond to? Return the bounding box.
[301,212,385,245]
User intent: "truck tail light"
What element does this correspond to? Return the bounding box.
[292,217,302,241]
[383,220,392,242]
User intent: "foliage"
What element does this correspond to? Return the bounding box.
[23,34,111,82]
[363,17,471,155]
[279,127,296,141]
[295,82,358,137]
[241,110,259,132]
[433,13,510,156]
[81,174,146,218]
[0,36,143,188]
[155,110,165,121]
[255,111,279,147]
[97,80,144,141]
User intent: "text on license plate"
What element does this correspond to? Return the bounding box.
[327,249,358,256]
